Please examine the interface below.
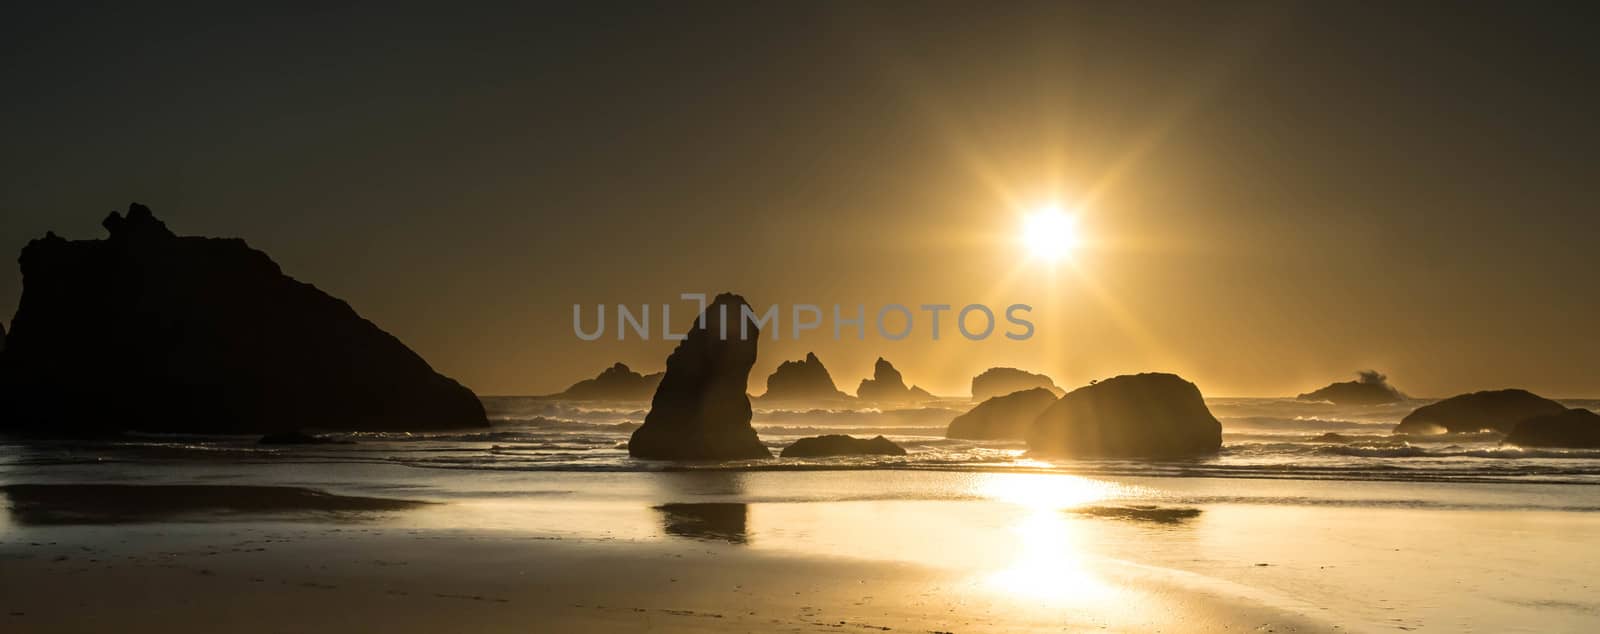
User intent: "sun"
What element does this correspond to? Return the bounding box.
[1021,205,1081,261]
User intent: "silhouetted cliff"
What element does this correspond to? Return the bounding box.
[1028,373,1222,458]
[1394,389,1566,434]
[970,367,1062,401]
[1504,408,1600,448]
[760,352,850,402]
[549,362,662,401]
[628,293,770,460]
[946,387,1058,440]
[1297,370,1405,404]
[856,358,934,402]
[0,203,486,434]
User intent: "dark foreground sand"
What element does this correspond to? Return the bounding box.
[0,484,1324,633]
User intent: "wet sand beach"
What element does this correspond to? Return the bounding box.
[3,472,1597,632]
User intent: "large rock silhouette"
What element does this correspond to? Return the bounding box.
[1297,370,1404,404]
[628,293,770,460]
[856,358,934,402]
[549,362,662,401]
[1504,408,1600,448]
[970,367,1063,401]
[1028,373,1223,458]
[946,387,1058,440]
[760,352,850,402]
[1394,389,1566,434]
[0,203,486,434]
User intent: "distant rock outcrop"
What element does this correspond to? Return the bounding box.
[1504,408,1600,448]
[760,352,850,402]
[970,367,1063,401]
[946,387,1058,440]
[1394,389,1567,434]
[856,358,935,402]
[1297,370,1405,404]
[0,203,486,434]
[550,362,663,400]
[1028,373,1223,458]
[628,293,770,460]
[780,434,906,458]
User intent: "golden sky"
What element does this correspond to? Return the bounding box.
[1,3,1596,397]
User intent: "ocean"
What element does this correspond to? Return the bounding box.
[6,396,1600,487]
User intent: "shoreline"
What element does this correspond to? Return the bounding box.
[3,472,1599,631]
[0,515,1329,633]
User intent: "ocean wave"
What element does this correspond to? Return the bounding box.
[1219,416,1393,432]
[751,407,963,426]
[1317,445,1600,460]
[345,419,638,443]
[751,425,949,437]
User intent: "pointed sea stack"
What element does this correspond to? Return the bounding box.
[856,357,934,402]
[0,204,486,434]
[760,352,850,402]
[629,293,770,460]
[1028,373,1222,458]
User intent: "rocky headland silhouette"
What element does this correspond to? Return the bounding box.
[759,352,851,402]
[970,367,1062,401]
[1028,373,1223,458]
[1394,389,1567,434]
[548,362,663,401]
[946,387,1059,440]
[628,293,770,460]
[0,204,486,434]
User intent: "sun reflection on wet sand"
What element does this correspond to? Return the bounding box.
[974,473,1133,603]
[973,471,1138,510]
[987,509,1120,603]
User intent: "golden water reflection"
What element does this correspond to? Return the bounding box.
[973,473,1136,603]
[358,471,1148,606]
[973,471,1136,509]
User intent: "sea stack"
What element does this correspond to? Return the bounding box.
[1297,370,1405,404]
[856,357,934,402]
[1028,373,1223,458]
[0,203,486,434]
[1504,409,1600,448]
[549,362,663,400]
[970,367,1063,401]
[760,352,850,402]
[780,434,906,458]
[946,387,1058,440]
[1394,389,1567,434]
[628,293,770,460]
